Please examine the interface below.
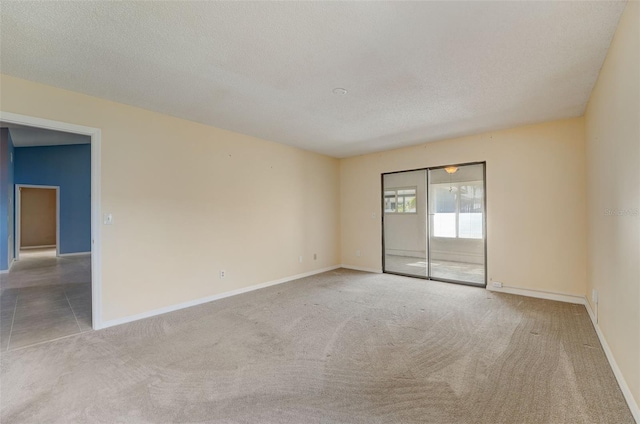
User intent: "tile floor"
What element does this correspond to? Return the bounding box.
[0,249,92,351]
[384,254,485,285]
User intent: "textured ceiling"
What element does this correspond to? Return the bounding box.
[0,2,626,157]
[0,123,90,147]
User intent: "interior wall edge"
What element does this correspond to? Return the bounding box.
[583,0,640,412]
[584,300,640,423]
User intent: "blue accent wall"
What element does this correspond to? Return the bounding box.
[14,144,91,255]
[0,129,15,270]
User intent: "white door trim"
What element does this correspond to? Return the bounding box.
[15,184,61,259]
[0,111,103,330]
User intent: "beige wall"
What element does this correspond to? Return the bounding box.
[0,74,341,322]
[341,118,588,296]
[585,0,640,411]
[20,187,57,248]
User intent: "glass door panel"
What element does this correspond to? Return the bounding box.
[428,164,485,286]
[382,170,427,277]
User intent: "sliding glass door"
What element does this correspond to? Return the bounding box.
[382,163,486,287]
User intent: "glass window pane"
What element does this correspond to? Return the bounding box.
[459,213,483,238]
[435,186,456,213]
[458,183,483,238]
[459,184,483,213]
[404,195,416,212]
[384,191,396,213]
[433,213,456,237]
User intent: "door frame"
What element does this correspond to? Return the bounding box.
[0,111,103,330]
[381,161,487,288]
[15,184,61,260]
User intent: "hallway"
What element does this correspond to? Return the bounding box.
[0,249,91,350]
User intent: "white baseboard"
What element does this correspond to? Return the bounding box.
[58,251,91,257]
[486,284,585,304]
[0,258,15,274]
[488,284,638,422]
[584,300,640,423]
[100,265,341,329]
[21,245,56,250]
[340,264,383,274]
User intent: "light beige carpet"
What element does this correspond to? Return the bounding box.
[0,269,633,423]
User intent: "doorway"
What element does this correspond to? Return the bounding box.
[0,128,93,350]
[382,162,486,287]
[16,185,60,260]
[0,111,102,340]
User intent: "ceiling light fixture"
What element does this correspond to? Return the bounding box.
[444,166,458,193]
[332,88,348,95]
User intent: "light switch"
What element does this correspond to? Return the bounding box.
[103,213,113,225]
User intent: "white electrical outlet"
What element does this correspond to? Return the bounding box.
[592,289,598,304]
[492,281,503,288]
[298,256,303,263]
[103,213,113,225]
[356,250,361,257]
[219,270,226,278]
